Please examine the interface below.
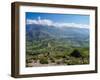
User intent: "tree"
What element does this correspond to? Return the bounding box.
[70,49,81,58]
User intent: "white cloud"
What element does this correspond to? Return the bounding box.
[27,16,53,26]
[26,16,89,29]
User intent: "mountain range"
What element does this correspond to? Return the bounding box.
[26,24,89,43]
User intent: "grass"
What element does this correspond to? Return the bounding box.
[26,39,89,67]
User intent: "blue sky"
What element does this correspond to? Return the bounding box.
[26,12,89,25]
[26,12,90,29]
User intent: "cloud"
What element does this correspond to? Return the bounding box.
[26,16,89,29]
[27,16,53,26]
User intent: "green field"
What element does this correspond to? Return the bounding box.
[26,38,89,67]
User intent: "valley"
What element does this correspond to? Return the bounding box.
[26,24,89,67]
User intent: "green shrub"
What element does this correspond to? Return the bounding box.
[26,59,32,63]
[31,56,38,60]
[39,57,48,64]
[56,61,61,64]
[83,58,89,64]
[50,57,55,63]
[54,53,66,59]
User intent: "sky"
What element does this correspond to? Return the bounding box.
[26,12,90,29]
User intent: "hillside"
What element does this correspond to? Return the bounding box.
[26,24,89,67]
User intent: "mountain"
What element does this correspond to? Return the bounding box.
[26,24,89,42]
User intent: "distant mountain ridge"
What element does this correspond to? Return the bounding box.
[26,24,89,42]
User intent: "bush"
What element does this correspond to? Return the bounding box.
[26,59,32,63]
[56,59,63,65]
[65,57,87,65]
[54,53,66,59]
[83,58,89,64]
[39,57,48,64]
[56,61,61,64]
[70,49,82,58]
[31,56,38,60]
[50,57,55,63]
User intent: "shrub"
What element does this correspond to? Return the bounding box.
[54,53,66,59]
[56,61,61,64]
[26,59,32,63]
[70,49,82,58]
[83,58,89,64]
[56,59,63,65]
[39,57,48,64]
[31,56,38,60]
[50,57,55,63]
